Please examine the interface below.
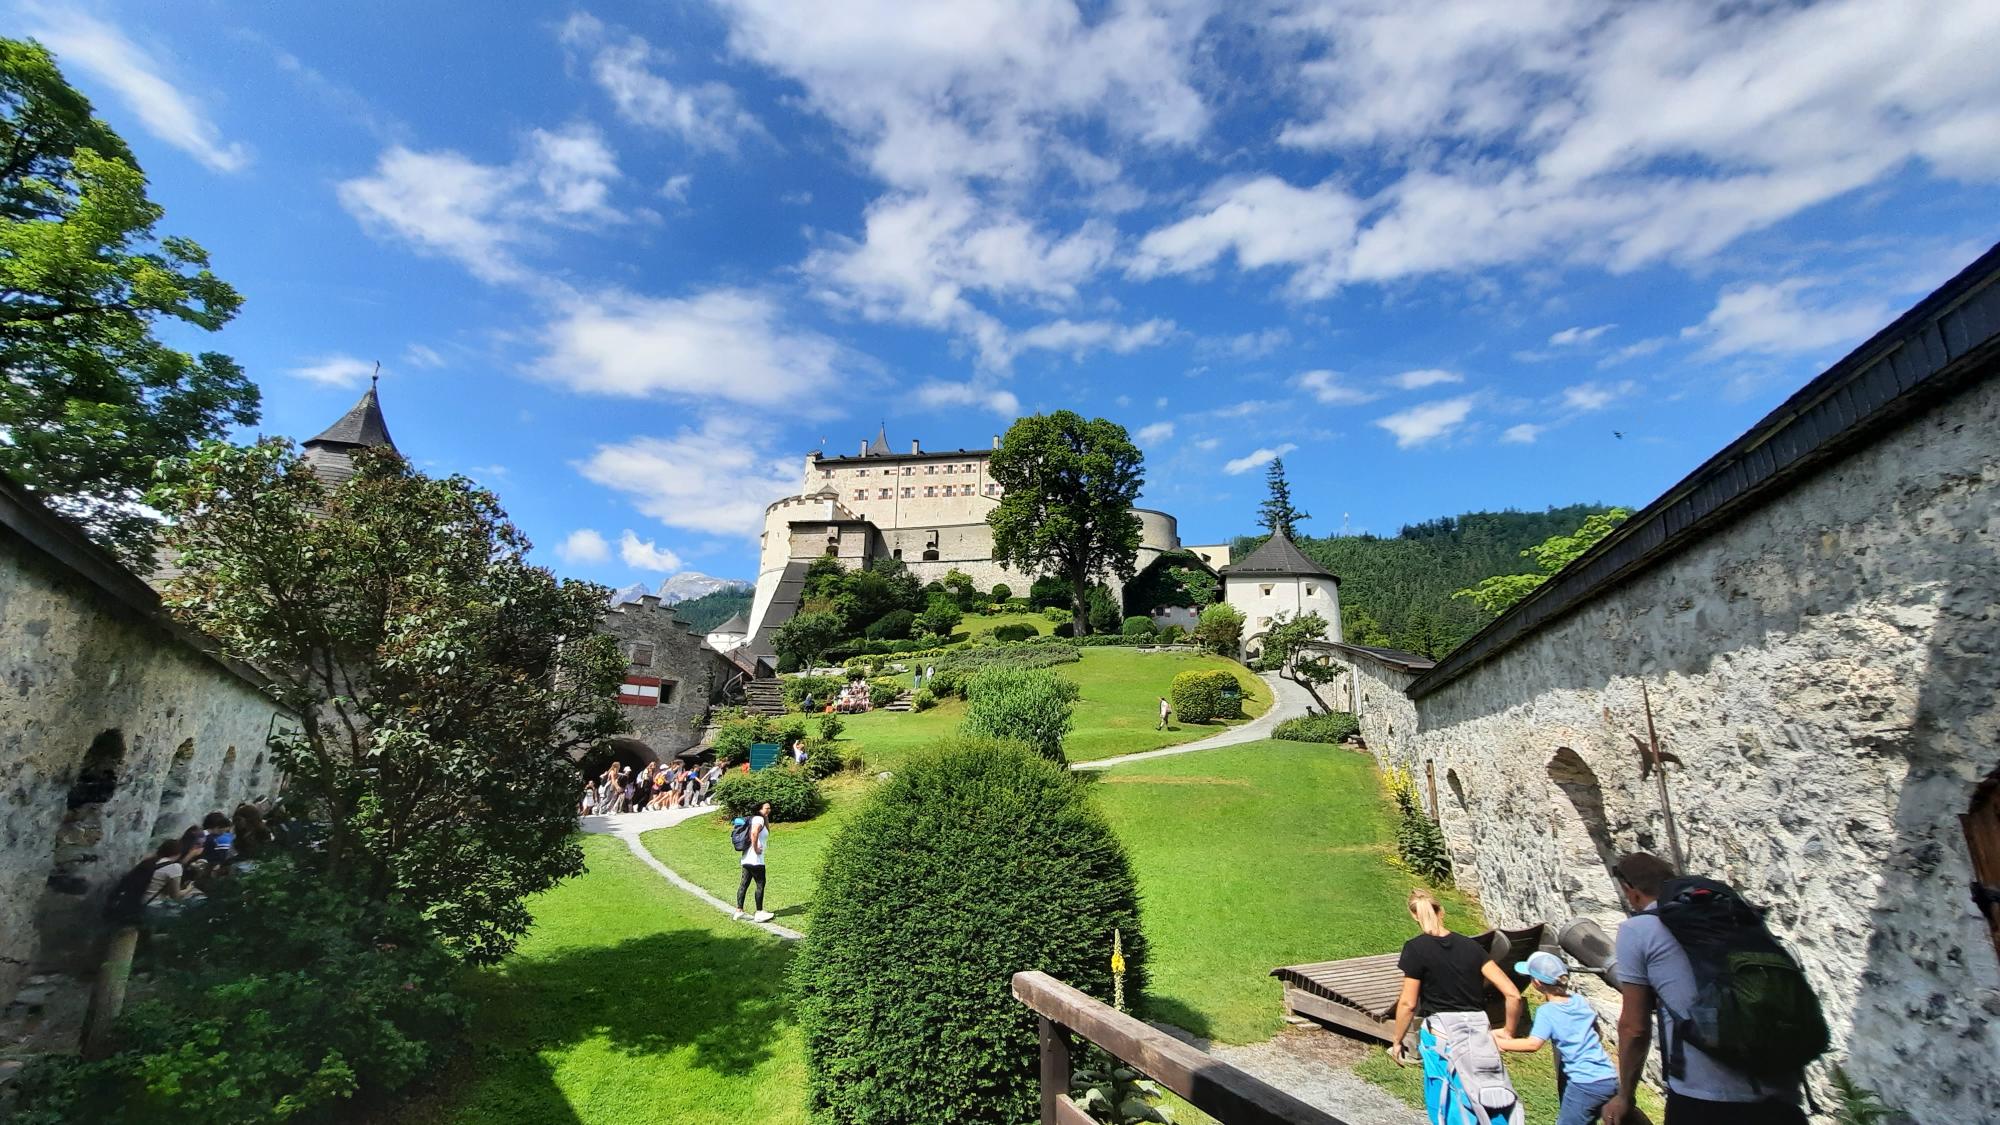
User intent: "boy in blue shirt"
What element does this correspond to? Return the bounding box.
[1493,951,1624,1125]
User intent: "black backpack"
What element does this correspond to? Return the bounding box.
[731,817,752,853]
[103,859,162,925]
[1654,876,1830,1080]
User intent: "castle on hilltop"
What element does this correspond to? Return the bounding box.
[740,426,1239,659]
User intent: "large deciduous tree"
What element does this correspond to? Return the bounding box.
[986,411,1143,635]
[0,39,259,566]
[1452,507,1632,614]
[151,442,626,963]
[1258,456,1309,537]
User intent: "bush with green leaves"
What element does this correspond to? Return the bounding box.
[990,583,1012,603]
[804,741,845,780]
[1029,575,1071,609]
[864,608,915,640]
[1388,767,1452,884]
[786,674,847,710]
[817,713,845,742]
[1043,604,1073,625]
[1158,625,1186,643]
[1191,603,1245,656]
[912,688,938,711]
[990,622,1038,643]
[928,666,968,699]
[792,737,1146,1125]
[712,766,827,821]
[1120,615,1156,637]
[711,714,807,764]
[1170,669,1243,724]
[915,593,964,638]
[868,678,902,708]
[963,666,1079,762]
[1273,711,1360,744]
[11,861,464,1124]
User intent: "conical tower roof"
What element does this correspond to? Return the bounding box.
[304,380,396,451]
[867,422,891,456]
[1220,527,1335,579]
[712,612,750,635]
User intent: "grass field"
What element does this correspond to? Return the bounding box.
[835,647,1271,772]
[430,835,806,1125]
[948,608,1054,641]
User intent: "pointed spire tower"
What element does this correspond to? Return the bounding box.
[867,420,891,456]
[302,369,397,487]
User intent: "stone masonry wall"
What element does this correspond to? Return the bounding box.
[0,537,284,1004]
[1357,375,2000,1120]
[597,596,724,760]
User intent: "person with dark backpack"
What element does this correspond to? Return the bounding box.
[1604,853,1826,1125]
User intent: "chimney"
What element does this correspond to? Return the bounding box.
[639,595,661,612]
[911,439,921,454]
[992,434,1001,449]
[860,439,868,456]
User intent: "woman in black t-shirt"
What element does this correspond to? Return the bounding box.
[1387,888,1522,1067]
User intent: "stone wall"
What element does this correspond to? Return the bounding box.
[597,596,727,760]
[0,536,284,1004]
[1350,374,2000,1120]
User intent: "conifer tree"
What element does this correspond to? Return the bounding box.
[1258,457,1309,537]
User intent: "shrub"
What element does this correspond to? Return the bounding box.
[1192,603,1245,656]
[915,593,963,638]
[817,713,845,742]
[865,608,915,640]
[1042,605,1073,625]
[1170,669,1243,724]
[1388,767,1452,884]
[928,666,967,699]
[963,666,1079,762]
[1120,615,1156,637]
[911,688,937,711]
[712,767,827,821]
[1158,625,1186,643]
[12,862,465,1124]
[1085,587,1120,635]
[792,738,1146,1125]
[936,642,1080,676]
[785,674,847,710]
[1028,574,1071,609]
[990,622,1037,643]
[712,714,807,764]
[1052,622,1074,638]
[1273,711,1360,744]
[804,742,845,780]
[990,583,1012,603]
[867,678,902,708]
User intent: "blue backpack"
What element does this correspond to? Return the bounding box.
[731,817,751,853]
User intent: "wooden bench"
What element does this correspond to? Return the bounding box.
[1270,924,1546,1044]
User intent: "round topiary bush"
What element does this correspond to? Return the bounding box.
[791,737,1146,1125]
[1170,668,1243,723]
[711,767,826,821]
[990,622,1037,644]
[1120,615,1156,637]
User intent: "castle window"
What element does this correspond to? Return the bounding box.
[892,547,903,559]
[1260,584,1274,596]
[878,488,891,499]
[903,466,913,475]
[924,486,936,496]
[926,465,937,474]
[853,490,866,501]
[943,464,954,473]
[856,468,868,476]
[1305,584,1317,596]
[630,643,655,667]
[820,469,832,479]
[901,487,913,498]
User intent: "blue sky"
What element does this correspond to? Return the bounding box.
[16,0,1999,588]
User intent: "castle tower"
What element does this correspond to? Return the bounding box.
[1219,526,1342,660]
[301,376,396,487]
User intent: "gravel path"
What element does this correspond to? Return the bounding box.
[1073,671,1316,771]
[1151,1023,1425,1125]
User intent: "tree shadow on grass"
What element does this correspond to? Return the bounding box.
[1142,993,1216,1042]
[441,926,795,1123]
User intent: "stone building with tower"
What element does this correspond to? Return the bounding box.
[1325,244,2000,1121]
[743,426,1230,657]
[1219,527,1343,659]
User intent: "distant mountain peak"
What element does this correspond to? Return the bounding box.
[604,572,750,607]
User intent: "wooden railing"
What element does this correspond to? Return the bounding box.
[1012,971,1353,1125]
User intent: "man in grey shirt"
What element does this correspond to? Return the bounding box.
[1604,853,1805,1125]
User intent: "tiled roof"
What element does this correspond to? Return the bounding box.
[1221,529,1336,579]
[304,383,395,450]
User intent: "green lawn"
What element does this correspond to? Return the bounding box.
[949,608,1054,641]
[430,835,806,1125]
[833,647,1271,772]
[644,782,867,933]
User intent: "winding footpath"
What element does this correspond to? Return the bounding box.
[1073,670,1315,770]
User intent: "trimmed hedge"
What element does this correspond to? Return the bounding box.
[711,767,827,821]
[1120,616,1156,636]
[990,622,1038,643]
[911,688,937,711]
[1273,711,1360,744]
[1170,668,1243,724]
[962,666,1079,762]
[865,608,915,640]
[791,737,1146,1125]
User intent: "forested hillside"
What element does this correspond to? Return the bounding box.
[672,587,753,632]
[1232,503,1621,659]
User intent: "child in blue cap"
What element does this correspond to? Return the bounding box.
[1493,950,1624,1125]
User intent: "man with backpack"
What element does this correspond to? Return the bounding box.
[1603,853,1825,1125]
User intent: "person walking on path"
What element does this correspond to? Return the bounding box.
[1156,695,1172,730]
[1390,888,1525,1125]
[1603,853,1812,1125]
[735,800,773,923]
[1493,951,1618,1125]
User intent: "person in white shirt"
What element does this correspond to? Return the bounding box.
[735,800,773,922]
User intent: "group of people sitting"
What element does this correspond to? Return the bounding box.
[582,758,722,816]
[127,801,294,915]
[812,679,875,714]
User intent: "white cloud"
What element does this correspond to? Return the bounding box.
[1135,421,1175,445]
[1010,317,1175,361]
[338,124,623,284]
[1223,443,1297,475]
[1201,327,1292,360]
[560,13,762,153]
[403,343,446,369]
[711,0,1209,189]
[1501,423,1544,444]
[661,173,694,202]
[1561,380,1638,412]
[537,287,847,407]
[1193,437,1220,451]
[915,380,1020,416]
[1684,280,1894,358]
[27,8,250,173]
[618,529,684,572]
[1139,0,2000,297]
[1296,369,1380,406]
[289,355,377,388]
[1374,396,1475,448]
[1549,324,1615,346]
[557,528,611,564]
[1129,176,1362,299]
[580,416,802,538]
[1387,368,1464,390]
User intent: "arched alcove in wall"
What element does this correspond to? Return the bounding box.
[47,730,128,895]
[1546,746,1622,914]
[578,738,660,779]
[211,746,237,804]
